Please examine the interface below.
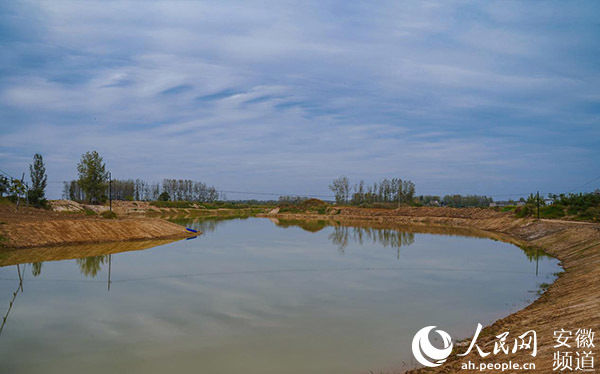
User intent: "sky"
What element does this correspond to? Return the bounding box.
[1,1,599,200]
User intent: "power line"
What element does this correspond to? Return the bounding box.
[0,168,17,180]
[568,174,600,193]
[217,189,334,199]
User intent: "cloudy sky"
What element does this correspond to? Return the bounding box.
[1,1,599,199]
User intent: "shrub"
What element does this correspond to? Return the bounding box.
[83,208,97,216]
[540,205,565,219]
[578,207,600,222]
[100,210,117,219]
[514,206,532,218]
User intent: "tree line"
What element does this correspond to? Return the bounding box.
[60,150,220,203]
[329,176,416,205]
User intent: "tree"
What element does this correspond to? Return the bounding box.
[0,175,8,197]
[9,178,27,209]
[77,151,108,204]
[158,191,170,201]
[28,153,48,207]
[31,262,43,277]
[329,176,350,204]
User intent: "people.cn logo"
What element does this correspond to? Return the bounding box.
[411,326,453,367]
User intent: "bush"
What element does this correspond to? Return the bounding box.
[514,206,532,218]
[540,205,565,219]
[578,207,600,222]
[83,208,97,216]
[100,210,117,219]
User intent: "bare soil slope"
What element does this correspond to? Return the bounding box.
[0,202,191,248]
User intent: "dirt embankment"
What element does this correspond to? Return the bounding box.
[0,202,193,249]
[262,207,600,373]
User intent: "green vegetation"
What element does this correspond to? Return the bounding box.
[100,210,117,219]
[83,207,97,216]
[539,205,565,219]
[513,191,600,222]
[329,176,415,206]
[76,255,107,278]
[76,151,108,204]
[278,198,329,214]
[28,153,48,208]
[150,200,275,210]
[0,175,9,197]
[441,194,493,208]
[274,218,329,232]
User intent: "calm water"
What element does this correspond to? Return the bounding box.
[0,218,560,374]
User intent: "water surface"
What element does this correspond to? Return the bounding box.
[0,217,560,373]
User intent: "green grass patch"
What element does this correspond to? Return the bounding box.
[83,208,97,216]
[100,210,117,219]
[539,205,566,219]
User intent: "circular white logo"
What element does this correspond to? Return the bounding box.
[412,326,453,367]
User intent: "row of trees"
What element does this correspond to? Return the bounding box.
[61,151,220,203]
[329,176,416,205]
[64,178,220,203]
[161,179,219,202]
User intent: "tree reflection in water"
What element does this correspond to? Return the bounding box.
[31,262,43,277]
[329,226,415,255]
[76,255,108,278]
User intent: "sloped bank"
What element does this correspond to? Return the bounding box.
[1,217,193,248]
[0,201,195,249]
[259,207,600,373]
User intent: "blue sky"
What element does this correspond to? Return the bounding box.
[1,1,599,199]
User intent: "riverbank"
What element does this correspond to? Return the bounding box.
[260,207,600,373]
[0,201,193,249]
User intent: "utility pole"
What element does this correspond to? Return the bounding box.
[536,191,540,220]
[108,171,112,212]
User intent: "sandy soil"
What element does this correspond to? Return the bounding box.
[261,207,600,373]
[0,202,192,248]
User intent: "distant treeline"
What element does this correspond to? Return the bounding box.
[63,178,219,202]
[329,176,416,205]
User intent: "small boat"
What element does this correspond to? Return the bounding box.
[186,227,198,233]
